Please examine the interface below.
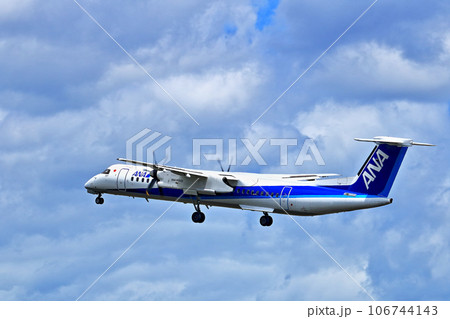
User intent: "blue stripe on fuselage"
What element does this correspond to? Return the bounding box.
[120,184,376,201]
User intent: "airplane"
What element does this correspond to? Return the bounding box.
[85,136,433,226]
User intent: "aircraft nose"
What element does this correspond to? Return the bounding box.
[84,176,97,189]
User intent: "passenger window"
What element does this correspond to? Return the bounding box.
[147,178,150,183]
[270,192,274,197]
[255,191,259,196]
[275,193,279,197]
[131,177,134,181]
[246,190,250,195]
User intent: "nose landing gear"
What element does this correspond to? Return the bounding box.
[95,194,104,205]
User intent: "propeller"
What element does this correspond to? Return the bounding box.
[147,170,158,189]
[146,152,163,196]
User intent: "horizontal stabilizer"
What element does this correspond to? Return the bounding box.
[354,136,435,147]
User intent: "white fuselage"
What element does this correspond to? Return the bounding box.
[85,164,392,217]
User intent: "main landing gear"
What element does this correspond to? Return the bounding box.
[95,194,104,205]
[260,212,273,227]
[191,201,205,224]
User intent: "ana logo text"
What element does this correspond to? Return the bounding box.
[362,149,389,190]
[132,171,151,178]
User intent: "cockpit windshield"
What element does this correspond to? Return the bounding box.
[102,168,111,175]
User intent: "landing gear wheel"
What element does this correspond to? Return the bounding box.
[260,215,273,227]
[192,211,205,223]
[191,199,205,223]
[95,196,104,205]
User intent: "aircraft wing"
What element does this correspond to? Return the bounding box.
[117,158,235,194]
[117,158,206,178]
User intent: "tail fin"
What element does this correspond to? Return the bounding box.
[349,136,434,197]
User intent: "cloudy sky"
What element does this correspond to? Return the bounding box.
[0,0,449,301]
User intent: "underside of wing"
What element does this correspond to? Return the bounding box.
[239,204,274,213]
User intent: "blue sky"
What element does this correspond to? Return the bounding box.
[0,0,449,300]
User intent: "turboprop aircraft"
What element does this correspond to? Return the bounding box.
[85,136,433,226]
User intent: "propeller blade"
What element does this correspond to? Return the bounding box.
[217,159,225,172]
[153,150,158,166]
[148,178,157,189]
[146,178,157,196]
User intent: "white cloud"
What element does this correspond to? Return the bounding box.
[293,100,448,164]
[433,176,450,209]
[0,0,35,20]
[262,263,374,300]
[311,41,450,99]
[109,280,187,301]
[410,227,450,280]
[162,64,264,113]
[189,2,256,43]
[0,108,7,122]
[133,1,262,77]
[96,63,144,92]
[407,172,450,281]
[1,0,450,302]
